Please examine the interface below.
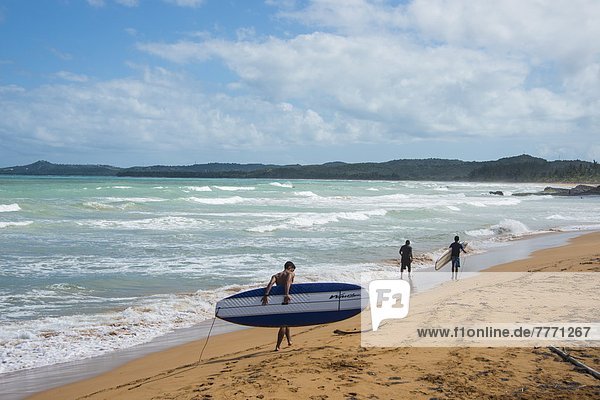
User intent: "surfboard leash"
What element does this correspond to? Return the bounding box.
[197,307,220,364]
[119,308,223,392]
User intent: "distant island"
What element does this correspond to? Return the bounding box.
[1,155,599,184]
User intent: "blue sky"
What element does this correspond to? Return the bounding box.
[1,0,599,167]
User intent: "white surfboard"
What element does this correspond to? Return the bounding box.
[215,282,368,327]
[435,242,468,270]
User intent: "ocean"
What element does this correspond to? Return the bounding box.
[1,176,599,376]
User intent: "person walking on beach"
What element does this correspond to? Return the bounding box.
[261,261,296,351]
[449,235,466,280]
[399,240,413,279]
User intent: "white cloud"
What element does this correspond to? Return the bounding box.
[162,0,205,7]
[0,68,345,158]
[136,0,599,145]
[87,0,105,7]
[139,33,592,139]
[48,47,73,61]
[125,27,138,37]
[274,0,600,62]
[54,71,89,83]
[115,0,139,7]
[0,85,25,94]
[137,40,212,64]
[236,27,256,41]
[407,0,600,68]
[87,0,207,10]
[88,0,139,7]
[275,0,409,34]
[3,0,599,164]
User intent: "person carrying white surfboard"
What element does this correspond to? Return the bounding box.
[261,261,296,351]
[449,235,467,280]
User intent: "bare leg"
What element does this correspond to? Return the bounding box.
[451,259,457,280]
[276,327,285,351]
[285,327,292,346]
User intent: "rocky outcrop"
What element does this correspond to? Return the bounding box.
[513,185,600,196]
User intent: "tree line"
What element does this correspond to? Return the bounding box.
[2,155,599,183]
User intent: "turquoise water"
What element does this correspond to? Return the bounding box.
[1,176,599,373]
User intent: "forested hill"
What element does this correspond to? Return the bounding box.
[0,160,121,176]
[1,155,599,183]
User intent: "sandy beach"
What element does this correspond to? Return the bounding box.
[28,232,600,400]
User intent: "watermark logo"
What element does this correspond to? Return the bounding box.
[368,280,411,331]
[362,272,600,347]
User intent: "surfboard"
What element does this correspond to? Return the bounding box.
[215,282,368,327]
[434,242,468,270]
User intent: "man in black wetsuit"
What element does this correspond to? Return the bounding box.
[399,239,413,279]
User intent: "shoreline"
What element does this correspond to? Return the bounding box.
[0,320,245,400]
[1,230,582,395]
[16,230,600,400]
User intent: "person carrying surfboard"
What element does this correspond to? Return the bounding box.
[449,235,467,279]
[399,239,413,279]
[261,261,295,351]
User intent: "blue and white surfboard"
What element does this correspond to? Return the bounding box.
[215,282,368,327]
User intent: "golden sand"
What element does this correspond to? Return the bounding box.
[29,232,600,399]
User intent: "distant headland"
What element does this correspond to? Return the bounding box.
[1,155,599,184]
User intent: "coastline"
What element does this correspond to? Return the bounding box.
[22,230,600,400]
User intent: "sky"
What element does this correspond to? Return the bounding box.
[0,0,599,167]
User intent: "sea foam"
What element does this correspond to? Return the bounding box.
[247,209,387,232]
[186,196,246,205]
[0,203,21,212]
[270,182,294,188]
[213,186,255,191]
[77,216,205,230]
[0,292,215,374]
[181,186,212,192]
[466,219,531,238]
[0,221,33,229]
